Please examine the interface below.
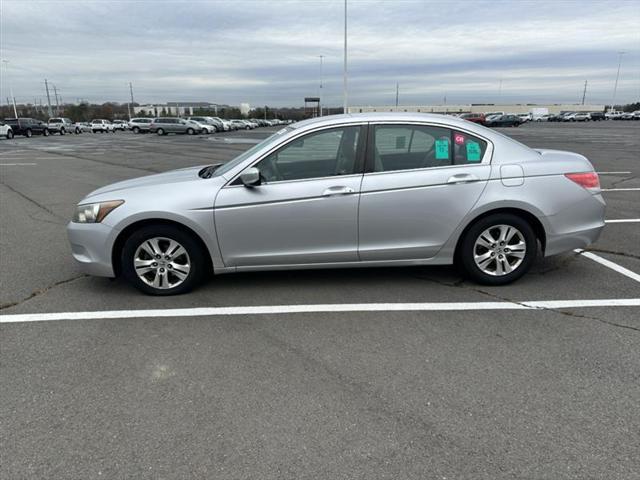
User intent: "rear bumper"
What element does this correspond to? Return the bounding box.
[544,193,606,256]
[67,222,118,277]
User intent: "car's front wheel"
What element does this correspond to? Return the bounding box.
[156,128,165,136]
[43,128,50,136]
[459,213,537,285]
[6,130,13,139]
[121,225,207,295]
[186,127,195,135]
[132,127,140,134]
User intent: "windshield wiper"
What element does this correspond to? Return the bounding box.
[198,163,224,179]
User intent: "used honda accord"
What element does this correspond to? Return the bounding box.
[67,113,605,295]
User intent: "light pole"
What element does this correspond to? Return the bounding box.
[343,0,348,113]
[318,55,324,117]
[2,60,18,118]
[610,51,626,112]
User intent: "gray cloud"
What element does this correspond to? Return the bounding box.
[1,0,638,107]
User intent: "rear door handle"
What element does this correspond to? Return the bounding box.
[322,186,355,196]
[447,173,479,184]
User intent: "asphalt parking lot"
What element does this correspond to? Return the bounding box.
[1,121,639,478]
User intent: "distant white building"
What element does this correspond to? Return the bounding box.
[348,104,605,115]
[133,102,220,117]
[240,103,251,116]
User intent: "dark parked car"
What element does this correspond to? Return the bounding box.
[3,118,50,137]
[589,112,606,121]
[485,115,521,127]
[460,113,486,125]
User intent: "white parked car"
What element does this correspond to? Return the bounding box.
[112,120,128,131]
[517,113,532,123]
[186,119,213,134]
[91,119,115,133]
[0,121,13,139]
[48,117,81,135]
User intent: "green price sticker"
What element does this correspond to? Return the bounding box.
[435,139,450,160]
[466,141,482,162]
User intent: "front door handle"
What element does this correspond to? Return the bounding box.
[322,186,355,196]
[447,173,479,184]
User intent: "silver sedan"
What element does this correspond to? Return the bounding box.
[67,113,605,295]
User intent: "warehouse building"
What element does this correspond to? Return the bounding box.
[347,104,605,115]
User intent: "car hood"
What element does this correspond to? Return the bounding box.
[84,165,208,200]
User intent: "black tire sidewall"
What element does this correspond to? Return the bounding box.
[121,225,206,295]
[7,130,13,139]
[460,213,537,285]
[157,128,164,135]
[26,129,32,137]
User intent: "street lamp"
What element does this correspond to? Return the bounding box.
[2,59,18,118]
[318,55,324,117]
[343,0,348,113]
[610,51,626,112]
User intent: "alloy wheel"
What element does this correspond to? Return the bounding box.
[473,224,526,276]
[133,237,191,289]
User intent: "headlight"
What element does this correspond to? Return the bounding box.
[73,200,124,223]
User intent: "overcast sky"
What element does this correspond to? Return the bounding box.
[1,0,639,107]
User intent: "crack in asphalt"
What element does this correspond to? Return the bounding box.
[0,274,88,311]
[0,181,67,221]
[609,175,637,188]
[412,273,640,333]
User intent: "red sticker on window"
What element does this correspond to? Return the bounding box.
[454,134,465,145]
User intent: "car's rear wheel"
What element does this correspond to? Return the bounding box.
[43,129,50,136]
[187,128,195,135]
[459,213,537,285]
[133,126,140,134]
[121,225,207,295]
[60,128,66,135]
[156,128,165,136]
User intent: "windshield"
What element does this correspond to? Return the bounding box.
[213,128,293,177]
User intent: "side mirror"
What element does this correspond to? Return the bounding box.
[240,167,261,187]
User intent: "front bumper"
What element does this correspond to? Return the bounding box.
[67,221,118,277]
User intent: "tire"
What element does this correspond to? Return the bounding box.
[75,128,80,134]
[458,213,537,286]
[156,128,165,136]
[6,130,13,139]
[43,129,50,137]
[60,128,66,135]
[121,224,207,295]
[133,127,140,134]
[25,129,33,138]
[187,128,195,135]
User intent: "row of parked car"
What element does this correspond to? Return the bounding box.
[458,109,640,127]
[0,116,291,139]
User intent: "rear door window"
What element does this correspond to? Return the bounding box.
[371,124,488,172]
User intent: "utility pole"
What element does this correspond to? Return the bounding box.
[318,55,324,117]
[53,84,60,115]
[581,80,588,105]
[44,79,53,117]
[610,51,626,112]
[395,82,399,107]
[2,60,18,118]
[343,0,348,113]
[129,82,135,120]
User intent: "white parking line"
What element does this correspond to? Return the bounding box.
[1,298,639,323]
[605,219,640,223]
[575,249,640,283]
[602,188,640,192]
[0,163,38,166]
[597,171,632,175]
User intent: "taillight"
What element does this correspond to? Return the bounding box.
[565,172,600,191]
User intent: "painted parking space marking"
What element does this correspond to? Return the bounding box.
[597,171,632,175]
[575,249,640,283]
[605,219,640,223]
[0,163,38,166]
[602,188,640,192]
[1,298,639,323]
